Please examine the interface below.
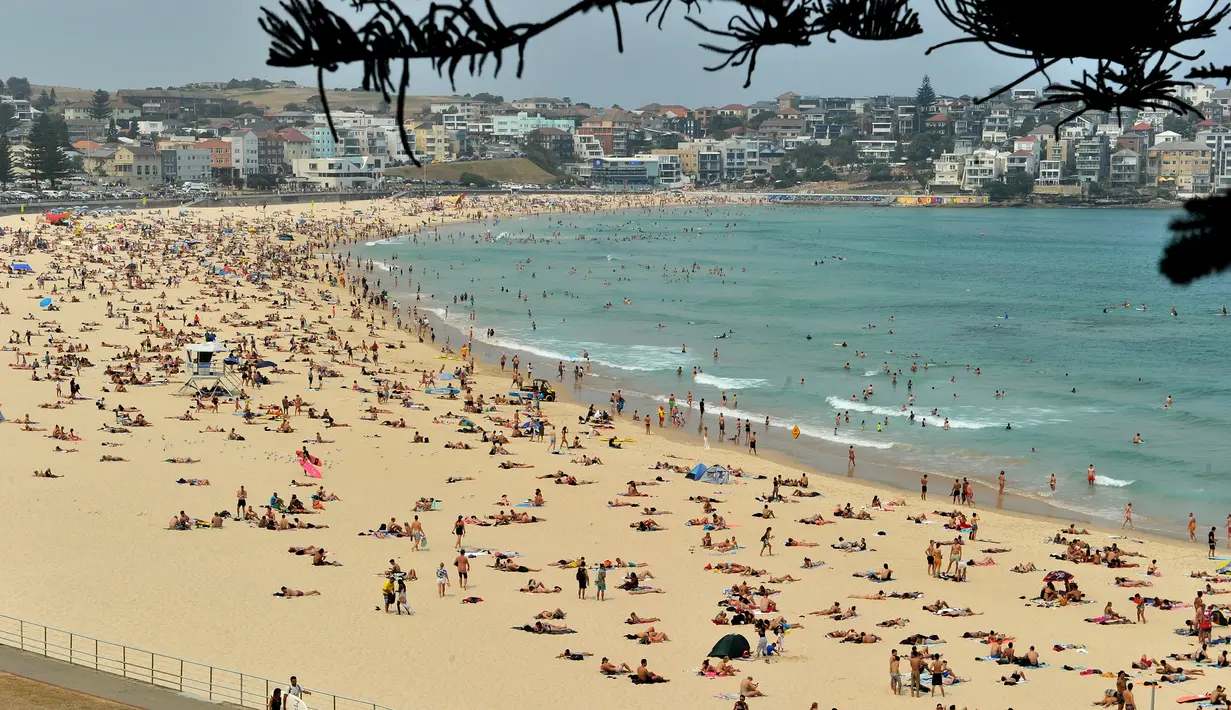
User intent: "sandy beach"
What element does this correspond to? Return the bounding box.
[1,193,1228,710]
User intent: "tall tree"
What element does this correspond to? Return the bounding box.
[915,75,936,114]
[0,102,17,136]
[20,113,73,186]
[5,77,30,100]
[33,89,54,111]
[89,89,112,121]
[0,140,13,189]
[49,88,57,103]
[105,118,119,143]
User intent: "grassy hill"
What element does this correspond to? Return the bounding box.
[387,158,557,184]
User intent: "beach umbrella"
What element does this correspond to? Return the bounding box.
[1219,561,1231,574]
[459,419,475,428]
[436,372,456,380]
[39,297,52,309]
[255,360,277,369]
[1043,570,1073,582]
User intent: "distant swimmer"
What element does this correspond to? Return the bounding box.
[1005,423,1012,430]
[1133,433,1143,444]
[1222,305,1228,315]
[1170,305,1178,317]
[806,334,812,340]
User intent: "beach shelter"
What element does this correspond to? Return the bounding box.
[1043,570,1073,582]
[696,464,730,485]
[1219,561,1231,574]
[707,633,751,659]
[688,464,707,480]
[9,263,33,274]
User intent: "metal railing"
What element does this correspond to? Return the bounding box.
[0,614,395,710]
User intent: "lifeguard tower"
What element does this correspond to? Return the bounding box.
[178,342,242,396]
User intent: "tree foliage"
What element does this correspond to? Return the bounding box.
[985,172,1034,201]
[261,0,1231,283]
[33,89,54,111]
[5,77,31,100]
[20,113,73,186]
[0,102,17,136]
[89,89,112,121]
[458,170,492,186]
[915,74,936,112]
[0,139,14,189]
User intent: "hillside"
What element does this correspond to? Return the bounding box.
[29,83,446,114]
[388,158,557,184]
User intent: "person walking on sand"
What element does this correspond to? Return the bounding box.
[454,551,470,591]
[576,561,589,600]
[998,470,1006,495]
[703,426,710,450]
[236,485,247,518]
[1211,526,1219,559]
[760,527,774,557]
[1122,502,1134,529]
[595,563,607,601]
[848,446,856,468]
[1189,513,1198,542]
[453,515,465,549]
[436,562,450,598]
[889,649,902,695]
[920,474,927,501]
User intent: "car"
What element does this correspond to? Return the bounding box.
[530,379,557,402]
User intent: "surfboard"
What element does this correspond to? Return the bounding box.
[286,696,311,710]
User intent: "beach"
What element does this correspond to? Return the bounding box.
[1,194,1228,710]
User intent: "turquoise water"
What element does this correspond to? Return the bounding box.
[359,205,1231,531]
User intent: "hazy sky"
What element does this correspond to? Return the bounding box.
[7,0,1230,107]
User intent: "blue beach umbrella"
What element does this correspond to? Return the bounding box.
[436,372,455,380]
[39,297,52,309]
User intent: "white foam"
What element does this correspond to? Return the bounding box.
[1094,474,1135,488]
[485,336,685,373]
[694,373,769,390]
[648,396,897,451]
[823,396,1067,430]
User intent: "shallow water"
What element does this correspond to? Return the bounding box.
[358,204,1231,529]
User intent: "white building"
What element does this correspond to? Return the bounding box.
[569,154,683,187]
[292,156,385,189]
[309,111,393,129]
[1036,159,1064,185]
[853,139,897,162]
[1196,125,1231,192]
[160,146,212,183]
[1153,130,1183,146]
[223,131,259,176]
[491,112,575,140]
[929,153,966,189]
[573,134,605,159]
[962,149,1002,191]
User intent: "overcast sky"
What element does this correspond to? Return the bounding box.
[7,0,1230,106]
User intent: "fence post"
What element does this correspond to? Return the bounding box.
[179,658,184,691]
[209,666,213,701]
[94,638,98,670]
[43,625,46,657]
[123,646,127,679]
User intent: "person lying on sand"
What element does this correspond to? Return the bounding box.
[798,513,834,525]
[851,591,886,600]
[556,649,591,660]
[536,608,566,620]
[767,573,801,583]
[176,477,210,485]
[877,618,909,628]
[1011,562,1038,573]
[498,461,534,469]
[444,442,472,450]
[1115,577,1152,587]
[810,602,842,616]
[521,621,571,634]
[626,627,670,643]
[631,520,664,532]
[166,457,201,464]
[274,587,320,597]
[519,580,563,594]
[600,657,633,675]
[100,455,126,462]
[627,613,660,624]
[785,538,819,547]
[32,469,61,478]
[493,558,540,573]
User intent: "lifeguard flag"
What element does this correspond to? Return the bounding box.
[791,425,800,439]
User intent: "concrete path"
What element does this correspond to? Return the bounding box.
[0,645,241,710]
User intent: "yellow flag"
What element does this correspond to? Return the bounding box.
[791,425,800,440]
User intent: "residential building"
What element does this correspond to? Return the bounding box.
[952,136,977,156]
[924,113,951,136]
[413,122,453,162]
[1012,136,1042,161]
[1153,130,1182,146]
[962,149,1002,191]
[1095,123,1124,142]
[291,156,384,189]
[650,148,700,178]
[577,117,632,157]
[62,101,141,122]
[929,153,966,190]
[267,110,315,125]
[257,131,285,172]
[981,105,1012,144]
[511,97,567,111]
[309,110,393,129]
[1075,136,1109,182]
[115,89,229,118]
[305,125,337,159]
[1011,88,1039,102]
[337,126,388,160]
[196,139,233,182]
[1036,159,1064,185]
[223,130,259,176]
[1,96,34,122]
[716,104,748,119]
[279,128,313,166]
[1117,134,1148,156]
[525,127,574,158]
[112,146,161,186]
[378,126,413,163]
[776,91,800,112]
[853,139,897,162]
[746,100,778,119]
[1146,141,1214,196]
[1195,125,1231,187]
[491,112,576,140]
[1109,149,1141,188]
[694,106,718,129]
[756,118,805,143]
[64,119,105,143]
[573,134,605,160]
[159,146,212,184]
[83,147,117,179]
[1005,150,1038,176]
[1045,139,1071,165]
[896,104,918,137]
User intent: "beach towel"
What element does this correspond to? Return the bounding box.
[1085,616,1133,625]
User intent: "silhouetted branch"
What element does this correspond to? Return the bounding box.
[1187,62,1231,82]
[1161,194,1231,285]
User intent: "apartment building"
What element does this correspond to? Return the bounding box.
[853,140,897,162]
[491,112,575,140]
[1146,141,1214,196]
[1036,159,1064,185]
[929,153,966,190]
[291,156,384,189]
[1075,136,1109,182]
[1195,125,1231,191]
[1109,149,1141,188]
[159,146,212,183]
[112,146,160,187]
[962,149,1002,191]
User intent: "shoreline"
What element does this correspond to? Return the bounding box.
[4,193,1225,710]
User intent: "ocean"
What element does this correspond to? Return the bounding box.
[356,204,1231,534]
